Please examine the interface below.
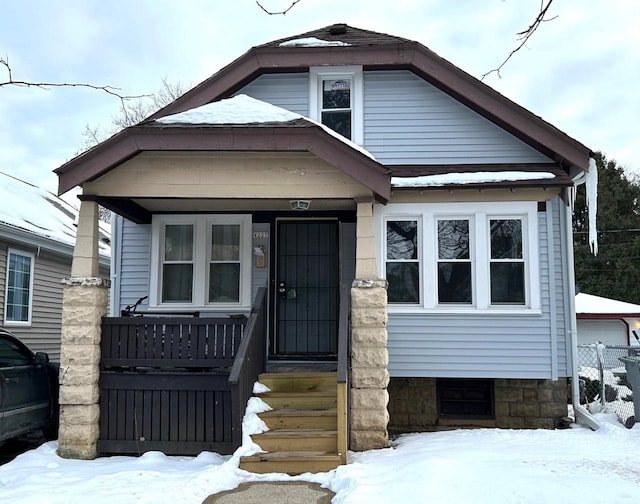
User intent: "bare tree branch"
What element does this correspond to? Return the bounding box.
[0,56,150,104]
[256,0,302,15]
[482,0,558,80]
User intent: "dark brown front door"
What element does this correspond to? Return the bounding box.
[271,220,339,358]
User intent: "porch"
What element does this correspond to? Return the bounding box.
[94,286,349,472]
[56,139,391,464]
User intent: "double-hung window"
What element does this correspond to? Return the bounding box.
[437,218,472,304]
[489,219,525,304]
[4,249,34,325]
[377,202,539,312]
[151,215,251,309]
[310,66,363,144]
[385,219,420,303]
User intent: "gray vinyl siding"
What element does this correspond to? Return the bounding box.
[235,73,309,116]
[387,196,569,380]
[363,70,552,165]
[0,240,71,361]
[118,219,151,312]
[251,223,270,303]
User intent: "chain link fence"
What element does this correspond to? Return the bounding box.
[577,343,640,428]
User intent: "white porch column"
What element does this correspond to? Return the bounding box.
[58,200,110,459]
[350,199,389,450]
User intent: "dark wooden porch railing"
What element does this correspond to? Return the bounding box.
[98,288,267,456]
[229,287,268,449]
[337,284,350,463]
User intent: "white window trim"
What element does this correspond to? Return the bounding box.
[309,65,363,145]
[384,216,423,305]
[4,248,35,326]
[149,214,252,311]
[375,202,541,314]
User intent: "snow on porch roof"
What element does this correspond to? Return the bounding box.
[154,94,376,160]
[576,292,640,317]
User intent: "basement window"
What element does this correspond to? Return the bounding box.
[437,378,495,419]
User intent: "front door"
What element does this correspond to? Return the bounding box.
[272,220,339,359]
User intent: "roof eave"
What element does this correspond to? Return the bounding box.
[57,124,390,202]
[146,42,592,171]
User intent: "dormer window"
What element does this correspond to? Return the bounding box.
[322,78,352,139]
[310,66,363,144]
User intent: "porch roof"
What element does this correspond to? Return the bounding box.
[55,101,391,203]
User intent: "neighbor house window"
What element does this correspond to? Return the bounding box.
[4,249,34,325]
[310,66,363,144]
[385,219,420,304]
[376,202,540,311]
[150,215,251,309]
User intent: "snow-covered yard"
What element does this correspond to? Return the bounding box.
[1,413,638,504]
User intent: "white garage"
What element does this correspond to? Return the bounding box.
[576,293,640,346]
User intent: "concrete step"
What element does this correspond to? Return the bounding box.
[259,408,338,430]
[252,429,337,452]
[239,451,342,475]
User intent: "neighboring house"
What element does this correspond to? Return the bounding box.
[576,292,640,346]
[0,172,110,361]
[53,24,598,465]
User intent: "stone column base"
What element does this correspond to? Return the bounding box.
[350,279,389,451]
[57,277,109,460]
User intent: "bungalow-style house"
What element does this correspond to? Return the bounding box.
[0,172,109,361]
[53,24,598,473]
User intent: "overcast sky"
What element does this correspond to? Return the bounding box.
[2,0,638,195]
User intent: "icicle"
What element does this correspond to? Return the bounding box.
[586,157,598,255]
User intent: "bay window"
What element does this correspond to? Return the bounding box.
[151,215,251,309]
[378,202,540,312]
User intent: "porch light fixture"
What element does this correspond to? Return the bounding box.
[289,199,311,211]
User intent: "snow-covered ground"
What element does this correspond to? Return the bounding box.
[1,412,639,504]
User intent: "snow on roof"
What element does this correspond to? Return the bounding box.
[576,292,640,315]
[391,171,556,188]
[156,94,301,125]
[0,172,110,256]
[279,37,350,47]
[154,94,376,160]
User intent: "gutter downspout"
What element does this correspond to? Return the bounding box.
[567,170,600,430]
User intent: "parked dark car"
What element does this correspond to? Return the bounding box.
[0,328,59,444]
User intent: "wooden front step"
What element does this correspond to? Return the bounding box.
[240,451,342,475]
[251,429,337,452]
[259,372,337,393]
[257,391,337,410]
[259,408,338,430]
[240,371,343,475]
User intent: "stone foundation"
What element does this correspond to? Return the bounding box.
[388,377,569,435]
[57,277,110,459]
[349,279,389,450]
